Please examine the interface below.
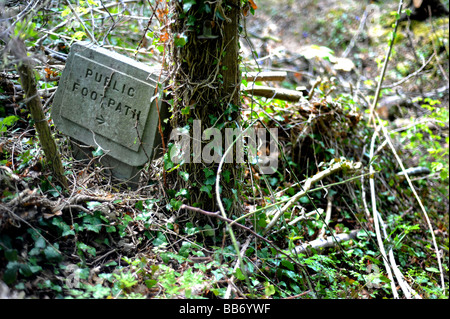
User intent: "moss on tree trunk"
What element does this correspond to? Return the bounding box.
[12,38,68,189]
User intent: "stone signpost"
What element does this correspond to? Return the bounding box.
[52,42,167,185]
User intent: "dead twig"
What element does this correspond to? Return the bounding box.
[381,52,436,89]
[368,126,399,298]
[375,112,445,293]
[368,0,404,124]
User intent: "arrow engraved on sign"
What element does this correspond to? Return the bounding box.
[96,114,106,125]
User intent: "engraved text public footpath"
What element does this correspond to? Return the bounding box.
[71,67,141,123]
[59,54,155,153]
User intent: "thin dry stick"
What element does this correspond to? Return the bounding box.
[362,153,419,299]
[379,217,421,299]
[318,195,332,239]
[368,127,399,299]
[375,113,445,292]
[367,139,420,298]
[215,120,260,298]
[368,0,404,124]
[360,145,372,220]
[224,237,252,299]
[382,52,435,89]
[342,5,370,58]
[64,0,97,44]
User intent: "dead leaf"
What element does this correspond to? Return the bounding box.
[43,210,63,219]
[160,32,169,43]
[249,0,258,10]
[333,57,355,72]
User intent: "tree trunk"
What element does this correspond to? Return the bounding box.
[402,0,449,21]
[169,0,242,213]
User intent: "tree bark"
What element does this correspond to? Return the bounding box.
[169,0,242,212]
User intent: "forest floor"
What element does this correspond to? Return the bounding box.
[0,0,449,300]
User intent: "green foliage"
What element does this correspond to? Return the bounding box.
[400,97,449,181]
[1,0,448,301]
[0,115,19,134]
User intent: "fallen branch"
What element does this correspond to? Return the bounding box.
[290,229,359,255]
[3,189,115,215]
[263,159,362,235]
[396,166,430,177]
[243,71,287,82]
[378,86,448,112]
[242,85,304,102]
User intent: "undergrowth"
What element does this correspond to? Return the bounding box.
[0,0,448,299]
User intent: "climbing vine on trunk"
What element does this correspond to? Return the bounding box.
[167,0,242,213]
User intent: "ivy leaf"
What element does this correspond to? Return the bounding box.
[174,33,188,47]
[4,249,18,262]
[222,170,231,183]
[235,268,246,281]
[281,259,294,271]
[51,218,75,237]
[34,237,46,249]
[44,245,62,262]
[92,146,103,157]
[153,232,167,247]
[182,0,196,13]
[77,242,96,257]
[86,201,102,211]
[181,105,190,115]
[187,15,196,26]
[175,188,189,198]
[425,267,440,273]
[203,224,215,237]
[179,171,189,182]
[170,198,183,210]
[3,265,18,285]
[82,214,102,233]
[200,185,212,198]
[223,198,233,211]
[204,174,216,186]
[203,167,214,178]
[264,282,276,296]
